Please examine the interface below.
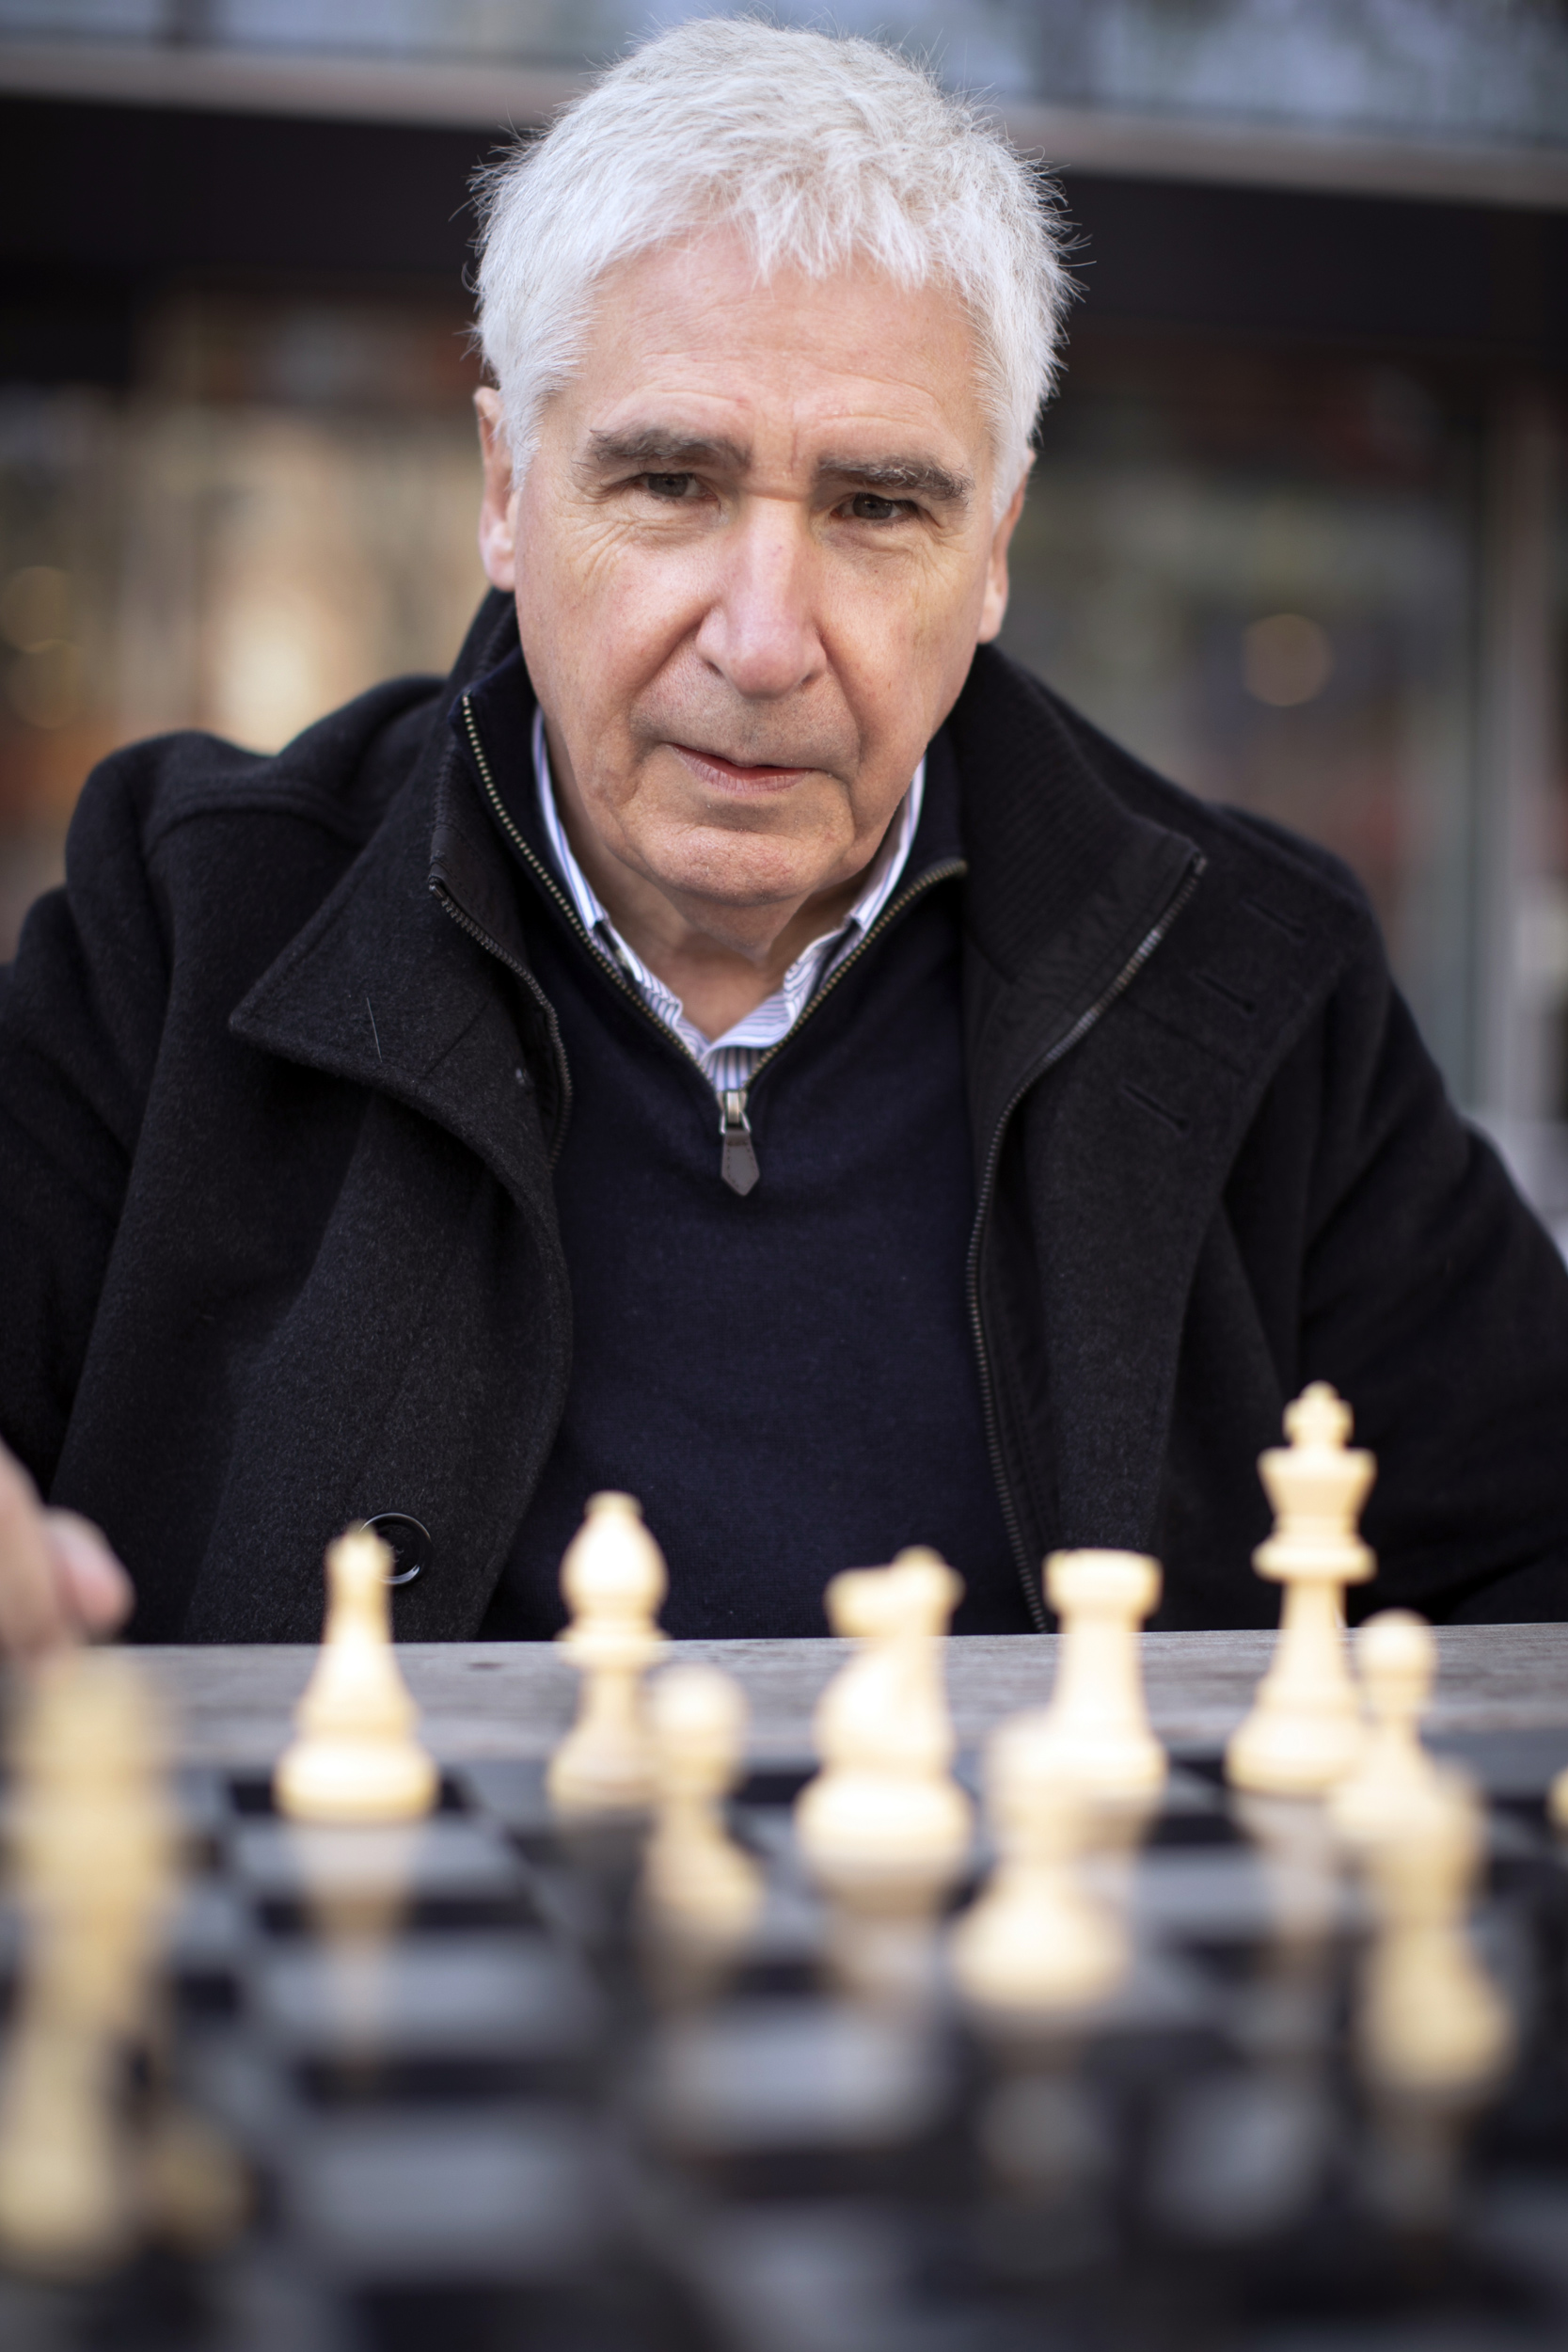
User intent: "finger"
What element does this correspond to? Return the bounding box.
[43,1511,134,1637]
[0,1444,74,1657]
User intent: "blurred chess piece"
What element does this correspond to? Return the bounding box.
[1355,1773,1513,2099]
[950,1708,1130,2019]
[1232,1790,1344,2083]
[795,1549,972,1900]
[641,1664,764,1947]
[1034,1549,1166,1801]
[0,1653,176,2273]
[290,1822,422,2063]
[275,1526,438,1823]
[1355,1772,1513,2235]
[1331,1610,1445,1847]
[548,1493,669,1815]
[1226,1383,1376,1796]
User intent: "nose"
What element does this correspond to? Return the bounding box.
[692,501,825,703]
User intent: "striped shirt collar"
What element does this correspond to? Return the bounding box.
[531,707,925,1087]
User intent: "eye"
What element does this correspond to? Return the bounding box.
[847,491,911,523]
[642,472,698,501]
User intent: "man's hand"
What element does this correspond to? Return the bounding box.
[0,1440,132,1655]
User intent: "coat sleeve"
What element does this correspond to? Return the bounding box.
[1300,928,1568,1621]
[0,748,170,1493]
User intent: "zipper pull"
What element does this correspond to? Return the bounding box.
[720,1089,760,1196]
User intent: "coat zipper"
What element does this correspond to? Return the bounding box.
[459,691,964,1189]
[967,852,1207,1630]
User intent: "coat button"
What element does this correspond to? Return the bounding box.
[363,1513,431,1586]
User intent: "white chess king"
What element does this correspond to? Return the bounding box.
[1226,1382,1376,1797]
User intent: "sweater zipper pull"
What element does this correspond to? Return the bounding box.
[720,1089,760,1196]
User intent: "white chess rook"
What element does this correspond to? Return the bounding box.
[1226,1382,1376,1797]
[795,1548,972,1899]
[548,1492,669,1815]
[1036,1549,1166,1799]
[275,1527,438,1824]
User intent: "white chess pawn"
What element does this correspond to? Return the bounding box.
[950,1708,1130,2018]
[641,1664,764,1941]
[1226,1383,1377,1797]
[1331,1610,1445,1847]
[1033,1549,1166,1800]
[1355,1774,1513,2097]
[275,1526,438,1823]
[547,1492,669,1815]
[794,1549,973,1901]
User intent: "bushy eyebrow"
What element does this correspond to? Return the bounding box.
[585,428,751,475]
[582,428,973,512]
[815,456,974,511]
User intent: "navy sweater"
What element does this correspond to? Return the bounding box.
[467,659,1025,1639]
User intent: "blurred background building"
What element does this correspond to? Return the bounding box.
[0,0,1565,1241]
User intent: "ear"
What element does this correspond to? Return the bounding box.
[975,463,1031,645]
[475,389,519,592]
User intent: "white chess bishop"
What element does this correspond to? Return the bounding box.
[547,1491,669,1814]
[1226,1382,1377,1797]
[794,1548,972,1899]
[275,1527,438,1824]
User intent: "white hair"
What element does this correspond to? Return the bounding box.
[475,17,1071,514]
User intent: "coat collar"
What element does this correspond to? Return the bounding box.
[227,594,557,1219]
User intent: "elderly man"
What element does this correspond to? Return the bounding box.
[0,20,1565,1655]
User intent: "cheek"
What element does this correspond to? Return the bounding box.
[527,527,700,707]
[833,557,982,727]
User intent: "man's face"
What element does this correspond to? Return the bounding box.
[478,230,1025,950]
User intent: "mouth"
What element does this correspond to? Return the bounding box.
[673,743,819,793]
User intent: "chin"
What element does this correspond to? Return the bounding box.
[643,841,826,912]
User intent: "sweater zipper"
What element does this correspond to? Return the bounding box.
[460,692,964,1190]
[968,851,1207,1630]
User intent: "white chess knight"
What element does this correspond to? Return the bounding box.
[794,1548,972,1898]
[950,1707,1130,2017]
[547,1491,669,1814]
[1032,1549,1166,1800]
[274,1526,438,1823]
[1226,1382,1377,1797]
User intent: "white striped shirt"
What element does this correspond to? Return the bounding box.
[531,708,925,1102]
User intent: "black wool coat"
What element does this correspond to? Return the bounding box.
[2,591,1565,1641]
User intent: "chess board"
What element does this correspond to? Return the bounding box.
[5,1633,1568,2352]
